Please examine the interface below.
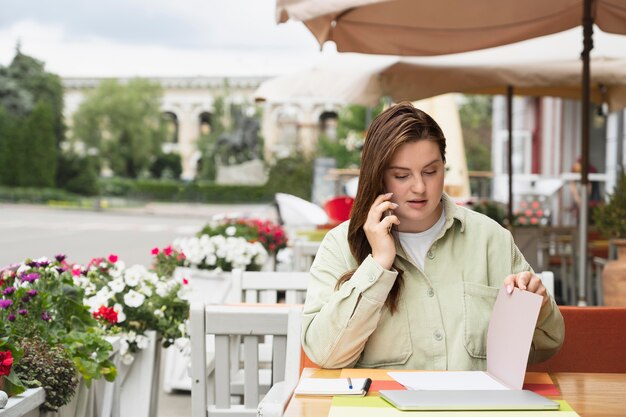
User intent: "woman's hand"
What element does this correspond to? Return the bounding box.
[503,271,549,306]
[363,192,400,270]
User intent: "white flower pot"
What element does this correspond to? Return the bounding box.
[118,331,160,417]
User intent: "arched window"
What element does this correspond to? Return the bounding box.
[162,112,179,143]
[199,111,212,136]
[319,111,339,141]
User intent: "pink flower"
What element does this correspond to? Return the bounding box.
[182,278,189,285]
[164,246,173,256]
[108,254,118,263]
[151,247,159,256]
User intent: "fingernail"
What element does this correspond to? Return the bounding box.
[391,203,399,208]
[385,192,393,197]
[506,284,513,294]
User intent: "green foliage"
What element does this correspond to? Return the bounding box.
[149,152,182,179]
[6,50,65,145]
[0,185,81,203]
[0,49,64,187]
[470,200,507,226]
[594,171,626,239]
[197,95,226,181]
[56,152,100,195]
[0,107,21,185]
[317,134,361,168]
[0,337,26,396]
[72,78,166,178]
[19,101,57,187]
[265,155,314,200]
[459,95,492,171]
[98,177,274,203]
[14,337,79,411]
[0,257,115,388]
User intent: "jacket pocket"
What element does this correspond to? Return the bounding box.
[356,300,412,368]
[463,282,499,359]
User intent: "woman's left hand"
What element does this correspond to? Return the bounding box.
[503,271,548,306]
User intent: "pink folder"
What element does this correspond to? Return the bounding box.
[487,287,543,389]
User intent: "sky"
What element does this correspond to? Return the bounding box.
[0,0,337,78]
[1,0,626,79]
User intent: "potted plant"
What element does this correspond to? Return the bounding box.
[594,172,626,306]
[0,255,116,411]
[78,254,190,417]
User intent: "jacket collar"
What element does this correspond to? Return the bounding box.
[393,192,466,262]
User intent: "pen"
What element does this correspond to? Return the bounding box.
[347,377,353,389]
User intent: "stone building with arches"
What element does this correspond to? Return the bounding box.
[62,76,340,180]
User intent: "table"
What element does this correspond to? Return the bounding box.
[284,369,626,417]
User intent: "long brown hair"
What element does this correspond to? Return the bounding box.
[336,102,447,313]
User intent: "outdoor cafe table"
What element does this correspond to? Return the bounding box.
[284,368,626,417]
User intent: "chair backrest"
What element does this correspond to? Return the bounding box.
[292,240,321,272]
[232,270,309,304]
[323,195,354,225]
[191,304,302,417]
[527,306,626,373]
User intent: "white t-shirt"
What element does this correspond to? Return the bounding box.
[397,208,446,271]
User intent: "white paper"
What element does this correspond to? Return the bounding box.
[388,371,509,390]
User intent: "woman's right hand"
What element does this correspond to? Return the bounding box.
[363,192,399,270]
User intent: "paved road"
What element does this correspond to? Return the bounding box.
[0,202,276,269]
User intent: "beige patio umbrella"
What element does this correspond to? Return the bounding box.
[276,0,626,305]
[256,54,626,112]
[277,0,626,55]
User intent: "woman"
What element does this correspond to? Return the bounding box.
[302,102,564,370]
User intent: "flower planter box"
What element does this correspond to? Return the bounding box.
[118,331,160,417]
[0,388,45,417]
[163,268,234,393]
[40,336,122,417]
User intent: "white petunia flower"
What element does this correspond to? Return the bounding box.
[135,334,150,349]
[124,289,145,308]
[108,278,126,293]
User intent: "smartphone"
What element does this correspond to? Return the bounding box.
[385,209,393,232]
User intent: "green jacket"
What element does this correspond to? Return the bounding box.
[302,194,564,370]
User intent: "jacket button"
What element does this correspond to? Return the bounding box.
[427,250,434,259]
[368,276,375,282]
[434,330,444,341]
[427,288,435,297]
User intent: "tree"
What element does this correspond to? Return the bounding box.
[72,79,166,178]
[0,47,64,187]
[316,101,385,169]
[20,101,57,187]
[459,95,492,171]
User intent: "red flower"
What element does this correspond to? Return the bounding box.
[93,305,119,324]
[0,350,13,377]
[182,278,189,285]
[108,254,118,263]
[151,247,159,256]
[164,246,173,256]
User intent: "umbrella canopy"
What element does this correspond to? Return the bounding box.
[256,54,626,112]
[277,0,626,55]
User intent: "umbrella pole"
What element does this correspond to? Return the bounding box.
[577,0,593,306]
[507,86,514,228]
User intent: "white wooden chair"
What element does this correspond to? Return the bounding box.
[291,240,320,272]
[232,270,309,305]
[190,304,302,417]
[163,267,236,394]
[220,270,308,400]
